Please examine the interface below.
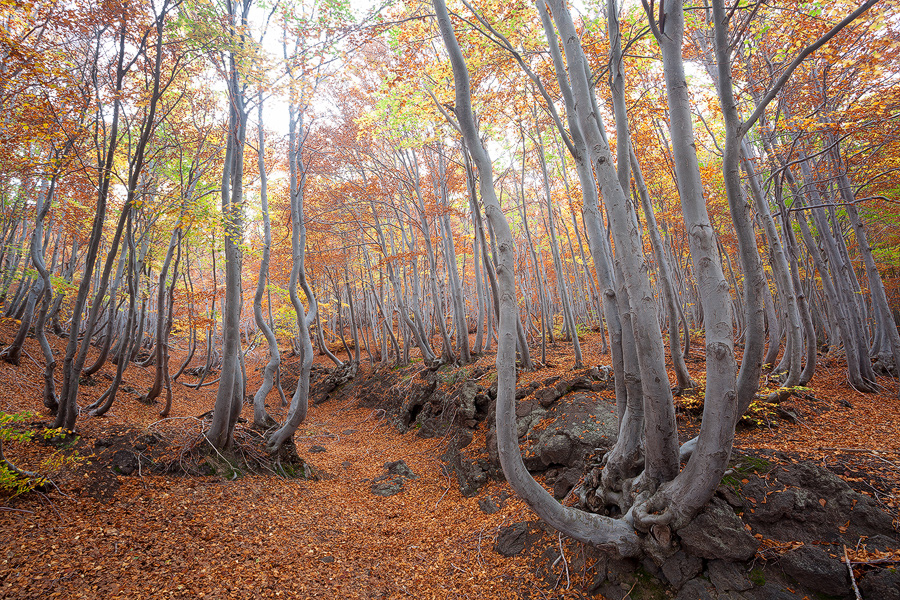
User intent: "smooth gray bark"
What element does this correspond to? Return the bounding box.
[207,0,251,450]
[534,122,582,367]
[434,0,640,556]
[251,93,279,429]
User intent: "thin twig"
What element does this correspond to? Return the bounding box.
[844,545,863,600]
[20,348,42,370]
[435,468,452,507]
[476,527,485,567]
[558,532,570,590]
[623,579,638,599]
[850,557,900,566]
[0,506,34,514]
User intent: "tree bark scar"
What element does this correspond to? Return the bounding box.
[707,341,730,359]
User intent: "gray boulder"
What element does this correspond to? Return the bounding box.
[495,523,528,557]
[519,391,618,470]
[779,546,849,597]
[678,497,760,561]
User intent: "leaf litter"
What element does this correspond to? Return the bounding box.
[0,324,898,598]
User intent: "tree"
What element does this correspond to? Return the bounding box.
[433,0,885,557]
[207,0,252,451]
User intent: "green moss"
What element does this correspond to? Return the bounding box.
[734,455,771,474]
[720,473,742,490]
[276,462,297,478]
[275,460,314,480]
[205,456,243,480]
[748,568,766,587]
[721,456,772,492]
[627,567,668,600]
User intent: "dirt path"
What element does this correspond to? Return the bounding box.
[0,392,561,599]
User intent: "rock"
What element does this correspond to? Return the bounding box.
[865,534,900,552]
[370,460,417,497]
[661,551,703,589]
[309,445,326,453]
[751,487,825,524]
[515,386,533,400]
[678,497,760,561]
[776,406,801,423]
[708,560,752,593]
[473,393,491,421]
[385,460,417,479]
[534,386,561,408]
[674,579,716,600]
[745,460,900,547]
[310,361,358,405]
[516,398,538,418]
[517,408,546,441]
[136,433,160,446]
[716,484,744,509]
[521,392,618,470]
[849,494,896,533]
[552,468,581,500]
[456,381,479,421]
[398,375,437,431]
[455,458,488,497]
[744,582,806,599]
[780,461,852,497]
[779,546,849,597]
[478,496,500,515]
[455,428,474,449]
[596,365,613,381]
[370,478,404,497]
[569,376,594,391]
[640,557,663,580]
[859,568,900,600]
[111,449,138,476]
[533,434,573,467]
[495,523,527,557]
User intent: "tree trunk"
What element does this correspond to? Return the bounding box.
[435,0,640,555]
[251,92,279,429]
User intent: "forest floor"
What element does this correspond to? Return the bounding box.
[0,320,898,599]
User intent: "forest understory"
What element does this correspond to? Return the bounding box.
[0,321,898,600]
[3,0,900,598]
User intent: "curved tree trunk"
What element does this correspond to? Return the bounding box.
[251,92,279,429]
[534,120,582,367]
[434,0,640,555]
[56,6,171,430]
[89,217,140,417]
[207,1,250,449]
[266,48,321,450]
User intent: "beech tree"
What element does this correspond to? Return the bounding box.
[433,0,885,557]
[206,0,252,450]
